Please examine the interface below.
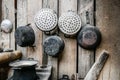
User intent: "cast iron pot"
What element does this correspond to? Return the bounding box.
[9,60,39,80]
[15,24,35,47]
[43,36,65,57]
[77,24,101,50]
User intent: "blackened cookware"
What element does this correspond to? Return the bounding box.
[43,36,64,57]
[15,24,35,47]
[9,60,39,80]
[77,24,101,50]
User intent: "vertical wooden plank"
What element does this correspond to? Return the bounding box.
[96,0,120,80]
[0,0,15,80]
[77,0,94,79]
[17,0,28,58]
[42,0,58,79]
[27,0,43,65]
[59,0,77,79]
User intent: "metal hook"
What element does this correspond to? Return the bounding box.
[5,4,9,19]
[86,11,90,24]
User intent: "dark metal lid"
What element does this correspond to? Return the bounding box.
[43,36,64,57]
[15,25,35,47]
[77,24,101,50]
[9,60,38,68]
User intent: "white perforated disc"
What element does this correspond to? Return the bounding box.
[34,8,57,31]
[58,11,81,35]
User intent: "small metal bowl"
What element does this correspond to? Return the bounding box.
[43,36,64,57]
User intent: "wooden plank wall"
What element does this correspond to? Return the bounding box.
[0,0,15,80]
[0,0,120,80]
[77,0,95,79]
[96,0,120,80]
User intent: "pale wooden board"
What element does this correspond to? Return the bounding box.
[0,0,15,79]
[17,0,28,58]
[96,0,120,80]
[59,0,77,79]
[77,0,95,79]
[27,0,43,65]
[42,0,59,79]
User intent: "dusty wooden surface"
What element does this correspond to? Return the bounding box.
[96,0,120,80]
[0,0,15,80]
[42,0,59,79]
[77,0,95,79]
[59,0,77,79]
[27,0,43,65]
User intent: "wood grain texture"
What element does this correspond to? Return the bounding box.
[0,0,15,80]
[59,0,77,79]
[27,0,43,65]
[42,0,59,79]
[84,51,109,80]
[17,0,28,58]
[96,0,120,80]
[77,0,95,78]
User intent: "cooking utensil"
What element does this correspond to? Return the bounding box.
[15,24,35,47]
[58,10,81,36]
[1,19,13,33]
[34,8,57,33]
[77,24,101,50]
[43,36,64,57]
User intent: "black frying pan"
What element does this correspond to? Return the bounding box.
[77,24,101,50]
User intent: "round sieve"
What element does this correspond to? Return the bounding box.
[58,11,81,35]
[34,8,57,32]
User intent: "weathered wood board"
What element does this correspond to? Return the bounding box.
[77,0,95,79]
[42,0,59,79]
[0,0,15,80]
[17,0,28,58]
[96,0,120,80]
[59,0,77,79]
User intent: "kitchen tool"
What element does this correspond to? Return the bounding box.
[9,60,39,80]
[1,19,13,33]
[43,36,64,57]
[58,10,81,36]
[9,60,38,68]
[77,24,101,50]
[84,50,109,80]
[34,8,57,34]
[15,24,35,47]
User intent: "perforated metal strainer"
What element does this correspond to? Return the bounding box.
[58,11,81,35]
[34,8,57,32]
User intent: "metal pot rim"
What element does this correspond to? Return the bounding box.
[9,60,38,68]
